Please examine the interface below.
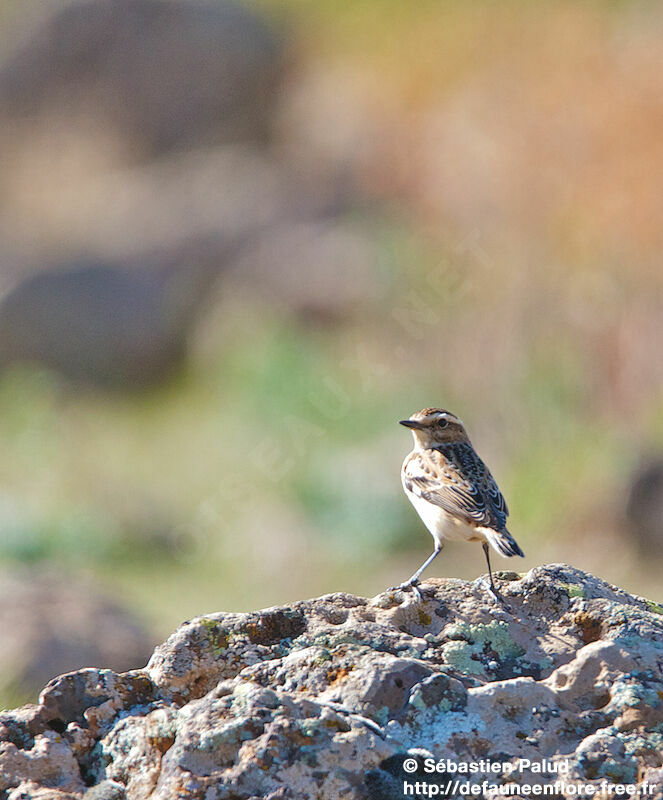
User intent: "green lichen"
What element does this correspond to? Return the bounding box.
[199,618,230,655]
[645,600,663,615]
[298,718,320,737]
[443,640,486,676]
[445,621,524,659]
[622,730,663,758]
[198,719,249,751]
[495,571,520,581]
[388,708,486,748]
[614,633,663,653]
[408,685,452,713]
[417,609,432,626]
[148,708,177,741]
[408,690,428,712]
[597,758,637,784]
[306,630,364,650]
[441,621,525,676]
[560,583,585,599]
[538,656,554,671]
[607,678,662,713]
[230,681,279,716]
[312,648,333,665]
[374,706,390,727]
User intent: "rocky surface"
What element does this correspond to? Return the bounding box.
[1,564,662,799]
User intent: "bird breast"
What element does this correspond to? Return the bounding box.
[405,489,486,546]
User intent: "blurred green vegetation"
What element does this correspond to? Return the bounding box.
[0,0,662,713]
[0,219,660,639]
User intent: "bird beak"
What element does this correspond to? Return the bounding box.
[399,419,424,430]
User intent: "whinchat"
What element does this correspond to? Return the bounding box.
[396,408,524,596]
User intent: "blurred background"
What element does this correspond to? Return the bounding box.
[0,0,662,707]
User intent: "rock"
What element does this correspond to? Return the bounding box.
[0,0,283,158]
[0,149,379,385]
[0,136,359,284]
[0,568,155,706]
[1,564,662,799]
[0,0,379,336]
[0,240,230,387]
[227,219,380,322]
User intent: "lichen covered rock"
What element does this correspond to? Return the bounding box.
[1,564,662,799]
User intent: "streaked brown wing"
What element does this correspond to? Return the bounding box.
[403,444,508,531]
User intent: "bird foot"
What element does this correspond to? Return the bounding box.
[477,577,511,610]
[387,578,426,602]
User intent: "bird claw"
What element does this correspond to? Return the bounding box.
[477,577,512,610]
[387,579,425,602]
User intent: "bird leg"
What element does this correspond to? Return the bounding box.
[403,544,442,586]
[388,544,442,599]
[481,542,512,608]
[482,541,497,594]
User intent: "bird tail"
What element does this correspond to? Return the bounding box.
[485,528,524,558]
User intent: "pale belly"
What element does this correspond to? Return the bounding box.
[407,493,487,546]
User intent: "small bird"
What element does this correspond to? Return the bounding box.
[396,408,524,597]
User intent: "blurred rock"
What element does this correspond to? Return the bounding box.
[0,241,229,387]
[0,0,385,373]
[4,146,348,264]
[0,143,380,385]
[0,0,283,158]
[1,565,663,798]
[229,219,380,322]
[625,457,663,553]
[0,567,155,705]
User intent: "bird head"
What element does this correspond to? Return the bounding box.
[399,408,469,448]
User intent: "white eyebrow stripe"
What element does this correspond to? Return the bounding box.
[437,412,463,425]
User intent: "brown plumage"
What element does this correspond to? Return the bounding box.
[396,408,524,597]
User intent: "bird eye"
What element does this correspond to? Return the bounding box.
[438,419,449,429]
